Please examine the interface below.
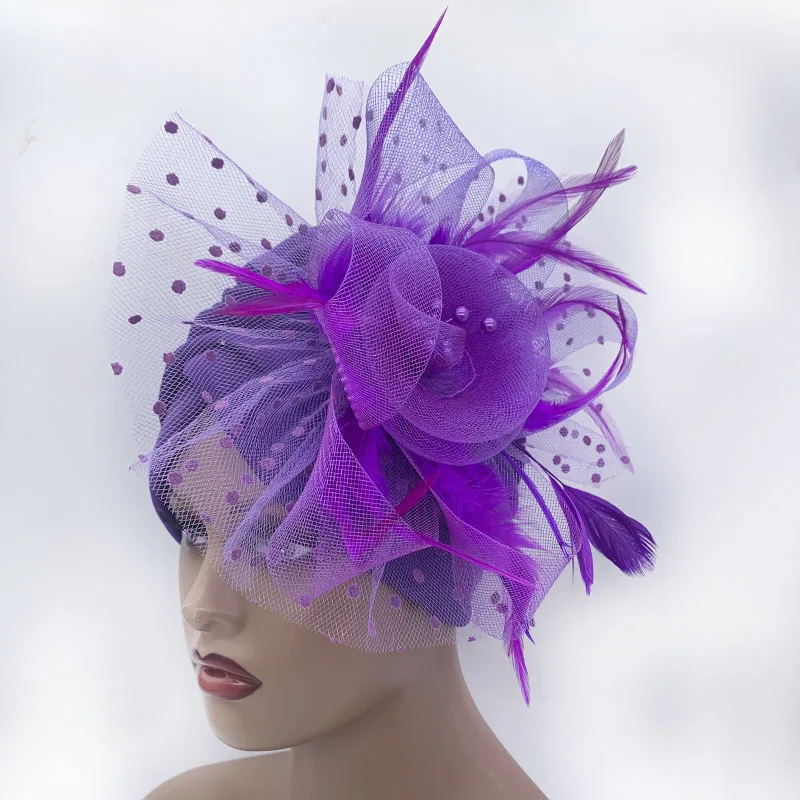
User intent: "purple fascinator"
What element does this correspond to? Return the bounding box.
[107,11,655,703]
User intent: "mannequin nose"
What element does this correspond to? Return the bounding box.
[182,561,247,637]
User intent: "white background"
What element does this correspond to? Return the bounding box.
[1,0,798,798]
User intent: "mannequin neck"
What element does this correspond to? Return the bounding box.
[288,645,541,800]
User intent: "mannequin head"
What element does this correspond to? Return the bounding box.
[169,431,462,751]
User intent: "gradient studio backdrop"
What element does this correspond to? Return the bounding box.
[1,1,798,798]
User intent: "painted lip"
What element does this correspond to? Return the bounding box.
[191,649,262,700]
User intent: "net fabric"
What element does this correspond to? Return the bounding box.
[106,14,655,702]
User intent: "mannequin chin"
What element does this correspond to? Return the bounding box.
[172,433,458,753]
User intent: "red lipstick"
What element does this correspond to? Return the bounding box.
[191,650,262,700]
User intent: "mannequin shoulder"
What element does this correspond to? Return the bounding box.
[143,752,291,800]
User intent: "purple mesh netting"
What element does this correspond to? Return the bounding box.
[106,18,655,702]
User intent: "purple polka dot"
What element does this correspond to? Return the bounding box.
[559,427,568,437]
[429,615,442,629]
[166,172,179,185]
[552,455,561,465]
[240,474,254,486]
[596,444,606,453]
[368,620,377,637]
[320,160,327,173]
[261,238,272,249]
[171,279,186,294]
[299,595,313,608]
[270,442,285,454]
[326,77,335,93]
[112,261,125,276]
[229,423,243,437]
[229,242,241,253]
[319,133,327,147]
[126,184,141,194]
[583,368,591,376]
[164,121,178,134]
[597,458,606,468]
[284,501,295,512]
[517,175,525,185]
[168,470,183,485]
[340,184,347,196]
[200,513,212,524]
[163,351,176,364]
[219,436,234,450]
[256,191,267,203]
[211,157,224,169]
[390,595,402,609]
[348,166,355,181]
[412,568,425,584]
[583,435,592,446]
[201,391,212,403]
[315,188,322,201]
[468,636,477,642]
[498,193,506,202]
[490,591,501,605]
[111,362,123,375]
[621,455,631,465]
[259,374,275,384]
[259,457,276,470]
[352,114,362,129]
[299,223,309,235]
[208,245,223,257]
[285,214,293,227]
[561,463,571,473]
[185,458,199,472]
[128,315,142,324]
[204,349,217,362]
[292,425,306,437]
[366,109,374,122]
[335,84,342,96]
[496,602,508,614]
[149,229,164,242]
[347,583,361,599]
[322,105,328,120]
[225,490,240,505]
[214,207,226,220]
[229,547,242,561]
[339,134,347,146]
[153,400,166,415]
[214,399,229,412]
[591,473,601,483]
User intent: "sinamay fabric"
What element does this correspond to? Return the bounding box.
[106,13,656,702]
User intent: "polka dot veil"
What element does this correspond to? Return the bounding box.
[106,12,656,703]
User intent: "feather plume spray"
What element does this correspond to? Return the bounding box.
[514,442,655,592]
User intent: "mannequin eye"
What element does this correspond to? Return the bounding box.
[178,511,208,553]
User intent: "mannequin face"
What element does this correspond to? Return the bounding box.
[170,433,449,751]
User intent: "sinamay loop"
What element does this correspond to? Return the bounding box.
[106,11,655,704]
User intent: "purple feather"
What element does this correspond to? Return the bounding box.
[509,636,531,706]
[562,485,656,576]
[352,8,447,218]
[549,476,594,594]
[194,259,326,316]
[426,460,531,552]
